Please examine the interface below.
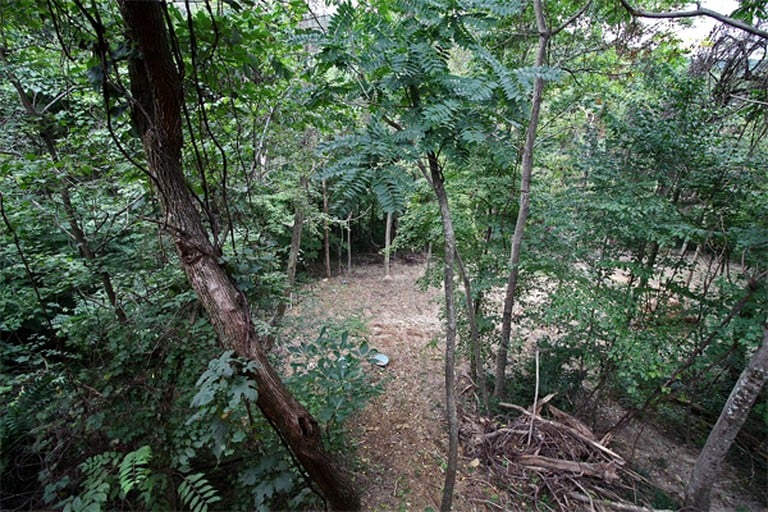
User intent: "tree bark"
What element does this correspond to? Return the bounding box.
[684,326,768,511]
[275,177,307,322]
[455,248,488,411]
[322,178,331,278]
[426,153,459,512]
[494,0,549,398]
[383,210,393,279]
[118,2,359,509]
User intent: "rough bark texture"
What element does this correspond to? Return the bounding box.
[428,153,459,512]
[684,327,768,511]
[494,0,549,397]
[118,3,359,510]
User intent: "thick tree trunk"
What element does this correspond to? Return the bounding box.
[494,0,549,398]
[118,3,359,509]
[426,153,459,512]
[684,327,768,511]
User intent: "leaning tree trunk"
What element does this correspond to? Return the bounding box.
[494,0,549,397]
[118,3,359,510]
[684,326,768,511]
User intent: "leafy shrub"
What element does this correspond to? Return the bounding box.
[286,325,384,448]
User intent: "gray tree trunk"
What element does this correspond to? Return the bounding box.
[322,178,331,278]
[384,211,393,279]
[684,326,768,511]
[455,249,488,411]
[424,153,459,512]
[494,0,549,397]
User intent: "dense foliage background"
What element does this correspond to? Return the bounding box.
[1,0,765,510]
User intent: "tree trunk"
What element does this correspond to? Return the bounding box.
[346,212,352,274]
[383,211,393,279]
[322,178,331,278]
[275,177,307,322]
[118,3,359,509]
[494,0,549,398]
[455,248,488,411]
[426,153,459,512]
[684,326,768,511]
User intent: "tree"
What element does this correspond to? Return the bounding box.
[493,0,550,398]
[685,324,768,511]
[116,2,359,509]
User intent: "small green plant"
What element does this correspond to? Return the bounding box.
[177,472,221,512]
[287,325,383,448]
[52,445,159,512]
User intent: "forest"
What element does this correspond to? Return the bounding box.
[1,0,766,510]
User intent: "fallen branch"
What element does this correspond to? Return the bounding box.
[518,455,621,482]
[499,402,625,462]
[570,491,674,512]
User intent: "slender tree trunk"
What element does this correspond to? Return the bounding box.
[118,3,359,509]
[425,153,459,512]
[494,0,549,398]
[639,240,659,291]
[685,327,768,511]
[322,178,331,278]
[455,248,488,411]
[383,211,393,280]
[275,177,307,322]
[59,187,128,324]
[346,212,352,274]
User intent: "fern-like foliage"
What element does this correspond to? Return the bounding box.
[178,473,221,512]
[118,445,152,495]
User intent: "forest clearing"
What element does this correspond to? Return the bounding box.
[1,0,766,511]
[287,261,766,511]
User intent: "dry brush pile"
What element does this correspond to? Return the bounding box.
[464,394,674,512]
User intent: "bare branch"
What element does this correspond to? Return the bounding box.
[618,0,768,39]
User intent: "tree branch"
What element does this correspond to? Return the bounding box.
[618,0,768,40]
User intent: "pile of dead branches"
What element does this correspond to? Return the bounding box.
[465,394,672,512]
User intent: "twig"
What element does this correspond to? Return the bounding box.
[528,348,540,446]
[498,402,625,462]
[570,492,674,512]
[470,498,505,510]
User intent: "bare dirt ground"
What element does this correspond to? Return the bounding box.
[290,260,766,511]
[289,261,494,510]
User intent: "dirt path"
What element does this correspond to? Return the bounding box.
[289,262,487,510]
